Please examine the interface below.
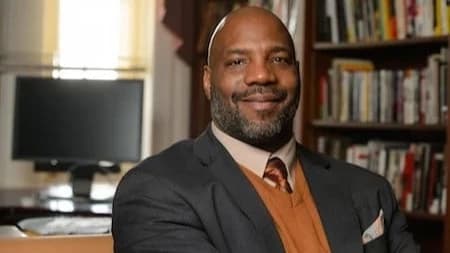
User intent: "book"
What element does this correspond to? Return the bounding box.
[347,144,370,168]
[319,75,330,119]
[317,0,332,41]
[329,58,375,122]
[344,0,357,42]
[439,47,448,124]
[403,69,420,124]
[402,145,416,211]
[328,0,340,43]
[428,152,445,214]
[340,71,352,122]
[426,53,442,124]
[337,0,349,42]
[395,0,407,39]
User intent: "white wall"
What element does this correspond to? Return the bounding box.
[0,0,45,56]
[0,0,192,188]
[0,0,47,188]
[150,16,191,154]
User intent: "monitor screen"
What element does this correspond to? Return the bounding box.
[12,76,143,164]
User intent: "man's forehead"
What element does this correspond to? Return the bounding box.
[207,8,293,64]
[222,44,292,57]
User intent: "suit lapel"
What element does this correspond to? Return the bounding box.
[297,145,363,253]
[193,128,284,253]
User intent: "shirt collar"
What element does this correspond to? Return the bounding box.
[211,122,296,181]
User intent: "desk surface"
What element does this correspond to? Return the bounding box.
[0,233,113,253]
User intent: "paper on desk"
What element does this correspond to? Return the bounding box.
[0,225,27,238]
[17,216,111,235]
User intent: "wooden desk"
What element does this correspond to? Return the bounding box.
[0,232,113,253]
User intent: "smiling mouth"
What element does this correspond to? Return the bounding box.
[239,93,283,111]
[232,86,287,111]
[241,93,283,102]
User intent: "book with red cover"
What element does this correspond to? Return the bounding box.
[401,146,416,211]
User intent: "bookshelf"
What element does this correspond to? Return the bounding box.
[302,1,450,252]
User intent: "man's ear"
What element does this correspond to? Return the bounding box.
[296,60,302,84]
[203,65,212,100]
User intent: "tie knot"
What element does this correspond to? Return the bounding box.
[264,157,292,193]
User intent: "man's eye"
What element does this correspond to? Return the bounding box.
[272,56,293,65]
[226,59,246,66]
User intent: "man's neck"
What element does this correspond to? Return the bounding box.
[211,122,297,181]
[254,132,292,153]
[212,122,293,153]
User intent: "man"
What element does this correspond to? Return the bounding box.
[112,6,418,253]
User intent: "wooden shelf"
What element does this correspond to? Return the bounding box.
[311,120,447,131]
[314,35,448,51]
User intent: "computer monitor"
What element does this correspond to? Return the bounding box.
[12,76,144,199]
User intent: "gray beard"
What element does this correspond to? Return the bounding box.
[210,85,298,148]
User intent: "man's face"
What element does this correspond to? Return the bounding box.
[204,12,300,149]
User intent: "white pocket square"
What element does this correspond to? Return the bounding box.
[362,209,385,244]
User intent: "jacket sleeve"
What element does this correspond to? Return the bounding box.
[355,176,420,253]
[381,180,420,253]
[112,170,219,253]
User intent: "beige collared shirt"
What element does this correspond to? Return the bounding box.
[211,122,296,188]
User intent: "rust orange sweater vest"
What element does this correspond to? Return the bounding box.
[240,160,331,253]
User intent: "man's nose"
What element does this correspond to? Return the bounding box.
[243,61,276,85]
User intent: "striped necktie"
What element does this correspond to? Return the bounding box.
[263,157,292,193]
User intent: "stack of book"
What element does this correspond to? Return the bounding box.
[319,49,448,125]
[317,0,450,43]
[318,137,447,215]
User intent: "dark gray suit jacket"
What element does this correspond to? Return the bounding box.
[112,128,419,253]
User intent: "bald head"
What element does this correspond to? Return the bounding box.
[206,6,296,66]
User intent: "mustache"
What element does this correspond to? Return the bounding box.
[231,86,287,103]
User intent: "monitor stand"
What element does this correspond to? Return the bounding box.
[37,163,119,202]
[70,165,96,199]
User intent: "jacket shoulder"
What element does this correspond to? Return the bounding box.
[331,155,391,191]
[300,145,391,191]
[116,139,211,196]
